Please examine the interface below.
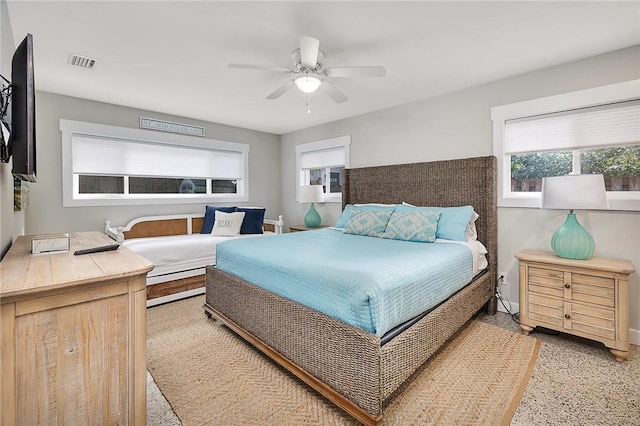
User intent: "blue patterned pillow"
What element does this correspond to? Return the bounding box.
[335,204,396,228]
[343,207,393,237]
[396,204,474,241]
[382,210,440,242]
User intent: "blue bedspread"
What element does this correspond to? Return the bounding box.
[215,228,474,337]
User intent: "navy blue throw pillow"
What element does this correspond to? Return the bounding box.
[235,207,266,234]
[200,206,236,234]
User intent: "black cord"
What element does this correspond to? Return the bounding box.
[496,277,560,335]
[0,74,11,163]
[0,77,11,118]
[494,275,521,326]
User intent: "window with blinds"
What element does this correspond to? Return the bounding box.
[296,135,351,203]
[506,100,639,193]
[492,80,640,210]
[60,119,249,206]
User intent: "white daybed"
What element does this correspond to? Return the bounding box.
[106,213,284,307]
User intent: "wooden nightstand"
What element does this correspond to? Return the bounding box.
[289,225,328,232]
[516,249,634,362]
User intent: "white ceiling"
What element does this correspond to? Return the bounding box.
[6,1,640,135]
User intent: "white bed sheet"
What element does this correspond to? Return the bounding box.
[326,227,488,276]
[123,232,274,277]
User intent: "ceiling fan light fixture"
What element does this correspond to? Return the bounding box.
[294,76,321,93]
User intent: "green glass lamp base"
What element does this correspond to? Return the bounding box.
[551,212,595,260]
[304,203,322,228]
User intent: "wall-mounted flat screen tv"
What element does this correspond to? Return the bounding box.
[11,33,36,182]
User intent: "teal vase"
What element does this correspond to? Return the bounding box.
[304,203,321,228]
[551,212,595,260]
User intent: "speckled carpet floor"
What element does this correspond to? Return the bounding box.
[147,295,541,425]
[482,311,640,426]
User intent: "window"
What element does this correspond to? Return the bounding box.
[60,119,249,206]
[492,80,640,211]
[296,135,351,203]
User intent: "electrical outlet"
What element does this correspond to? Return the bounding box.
[498,271,508,289]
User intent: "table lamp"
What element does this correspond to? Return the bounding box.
[298,185,324,227]
[541,174,608,260]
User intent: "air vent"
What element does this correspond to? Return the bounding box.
[68,53,97,69]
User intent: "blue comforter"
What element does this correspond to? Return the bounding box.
[215,228,474,337]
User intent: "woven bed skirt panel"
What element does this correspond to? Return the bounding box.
[205,266,493,417]
[205,266,384,416]
[379,273,493,402]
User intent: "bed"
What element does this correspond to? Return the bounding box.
[106,212,284,307]
[203,156,497,425]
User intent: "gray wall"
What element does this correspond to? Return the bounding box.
[280,45,640,341]
[26,92,281,234]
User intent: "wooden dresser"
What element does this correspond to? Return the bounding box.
[516,249,634,362]
[0,231,154,425]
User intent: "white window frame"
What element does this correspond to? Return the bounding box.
[491,79,640,211]
[295,135,351,203]
[60,119,249,207]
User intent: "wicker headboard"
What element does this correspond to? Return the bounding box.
[343,155,497,284]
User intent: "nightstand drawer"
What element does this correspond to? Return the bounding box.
[571,274,614,307]
[528,267,565,298]
[528,293,564,328]
[570,302,615,340]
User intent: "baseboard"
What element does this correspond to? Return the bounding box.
[496,298,640,346]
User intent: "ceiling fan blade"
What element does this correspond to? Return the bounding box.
[320,81,348,104]
[266,80,295,99]
[323,66,386,78]
[229,63,292,73]
[299,36,320,67]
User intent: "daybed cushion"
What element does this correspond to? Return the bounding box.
[123,232,275,278]
[235,207,266,234]
[200,206,236,234]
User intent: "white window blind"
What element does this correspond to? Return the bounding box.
[300,147,346,170]
[505,100,640,154]
[72,134,243,179]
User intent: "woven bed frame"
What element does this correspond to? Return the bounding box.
[203,156,498,425]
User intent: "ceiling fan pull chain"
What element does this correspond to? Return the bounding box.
[306,94,311,114]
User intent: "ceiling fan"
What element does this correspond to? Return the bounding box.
[229,36,386,104]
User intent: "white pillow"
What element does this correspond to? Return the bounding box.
[467,211,480,241]
[211,211,245,236]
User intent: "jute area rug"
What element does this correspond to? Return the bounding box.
[147,295,540,425]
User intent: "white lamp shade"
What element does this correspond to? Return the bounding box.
[541,174,609,210]
[298,185,324,203]
[295,76,322,93]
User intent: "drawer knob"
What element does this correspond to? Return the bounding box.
[565,314,571,319]
[564,283,571,289]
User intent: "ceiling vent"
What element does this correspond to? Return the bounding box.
[68,53,97,70]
